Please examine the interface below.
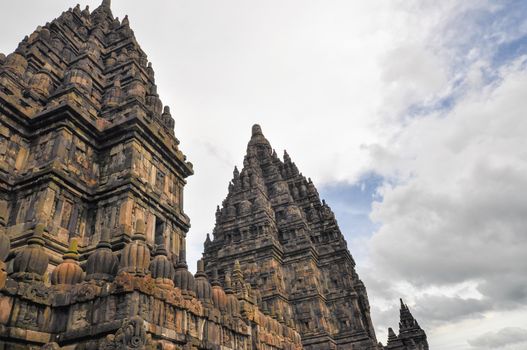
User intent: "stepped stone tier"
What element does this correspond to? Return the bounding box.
[0,0,428,349]
[0,0,190,268]
[202,125,429,350]
[0,1,302,349]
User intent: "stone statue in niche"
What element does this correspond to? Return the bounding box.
[71,307,90,330]
[17,302,39,327]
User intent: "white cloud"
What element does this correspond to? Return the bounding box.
[369,57,527,287]
[365,44,527,350]
[469,327,527,349]
[1,1,526,350]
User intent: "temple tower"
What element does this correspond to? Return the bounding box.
[203,125,379,350]
[384,300,429,350]
[0,3,303,350]
[0,0,193,272]
[0,1,429,348]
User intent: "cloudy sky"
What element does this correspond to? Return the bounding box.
[1,1,526,349]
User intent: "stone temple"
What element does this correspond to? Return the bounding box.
[0,1,428,349]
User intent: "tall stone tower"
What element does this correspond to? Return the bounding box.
[0,3,304,349]
[0,1,429,348]
[203,125,379,350]
[384,300,429,350]
[0,0,192,271]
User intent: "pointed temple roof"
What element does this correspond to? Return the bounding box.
[384,299,429,350]
[0,0,190,172]
[212,124,342,251]
[399,298,423,334]
[0,1,429,348]
[203,124,378,349]
[203,125,430,350]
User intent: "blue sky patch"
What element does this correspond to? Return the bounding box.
[319,173,383,261]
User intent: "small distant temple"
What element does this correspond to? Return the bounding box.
[384,300,428,350]
[0,1,428,349]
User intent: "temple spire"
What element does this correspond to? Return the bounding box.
[252,124,263,136]
[93,0,113,17]
[399,298,421,333]
[247,124,272,158]
[386,327,403,347]
[384,298,429,349]
[51,238,84,285]
[202,124,391,349]
[118,219,151,276]
[85,228,118,282]
[177,246,188,268]
[11,223,49,281]
[284,150,291,162]
[173,246,196,298]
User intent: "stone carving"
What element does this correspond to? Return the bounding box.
[74,283,98,302]
[0,1,425,349]
[71,307,90,330]
[0,202,9,289]
[25,283,51,304]
[203,125,428,350]
[101,316,155,350]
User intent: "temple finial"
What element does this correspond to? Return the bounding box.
[252,124,262,136]
[177,246,188,268]
[247,124,272,156]
[102,0,111,8]
[197,259,205,273]
[283,149,291,162]
[400,298,408,310]
[132,219,146,241]
[211,268,220,286]
[224,271,233,292]
[387,327,397,341]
